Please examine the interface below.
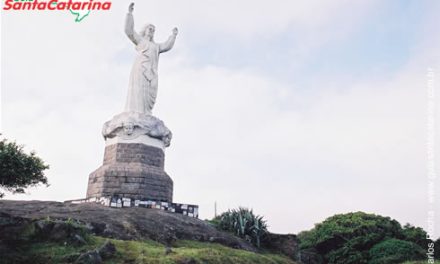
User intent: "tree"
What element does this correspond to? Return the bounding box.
[0,138,49,197]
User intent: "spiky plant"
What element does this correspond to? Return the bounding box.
[214,207,267,248]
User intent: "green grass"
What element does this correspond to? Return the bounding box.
[402,259,440,264]
[12,235,297,264]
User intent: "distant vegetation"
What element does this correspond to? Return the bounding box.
[297,212,437,264]
[0,138,49,198]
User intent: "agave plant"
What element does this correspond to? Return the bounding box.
[215,207,267,248]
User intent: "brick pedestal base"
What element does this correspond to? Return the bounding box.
[86,143,173,202]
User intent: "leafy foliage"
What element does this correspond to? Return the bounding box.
[368,239,425,264]
[297,212,427,264]
[0,139,49,197]
[327,246,367,264]
[213,207,267,248]
[401,223,427,247]
[436,238,440,259]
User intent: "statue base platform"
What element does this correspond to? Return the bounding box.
[86,141,173,202]
[65,196,199,218]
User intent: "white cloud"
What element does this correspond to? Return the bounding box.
[154,51,437,233]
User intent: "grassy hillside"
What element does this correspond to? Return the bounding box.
[1,202,435,264]
[8,235,297,264]
[402,260,440,264]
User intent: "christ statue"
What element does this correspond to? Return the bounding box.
[124,2,178,115]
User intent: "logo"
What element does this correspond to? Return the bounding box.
[3,0,112,22]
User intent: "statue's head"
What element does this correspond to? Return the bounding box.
[141,24,155,40]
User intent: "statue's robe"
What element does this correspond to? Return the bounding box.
[124,13,176,115]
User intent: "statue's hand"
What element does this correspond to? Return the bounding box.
[172,27,178,36]
[128,2,134,13]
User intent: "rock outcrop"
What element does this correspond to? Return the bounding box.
[0,200,255,252]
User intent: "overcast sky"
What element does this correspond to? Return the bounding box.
[1,0,440,236]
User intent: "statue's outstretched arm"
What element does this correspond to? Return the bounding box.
[125,3,141,45]
[159,28,178,53]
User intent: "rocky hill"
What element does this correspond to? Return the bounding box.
[0,200,298,264]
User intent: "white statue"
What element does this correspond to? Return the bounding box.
[102,3,175,148]
[124,2,178,115]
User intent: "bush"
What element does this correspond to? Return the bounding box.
[297,212,428,264]
[213,207,267,248]
[401,223,428,248]
[298,212,402,251]
[0,139,49,197]
[327,246,367,264]
[368,239,425,264]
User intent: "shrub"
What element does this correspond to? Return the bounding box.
[297,212,428,264]
[401,223,428,247]
[213,207,267,248]
[298,212,402,251]
[368,239,425,264]
[327,246,367,264]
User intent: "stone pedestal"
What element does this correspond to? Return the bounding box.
[87,142,173,202]
[87,112,174,203]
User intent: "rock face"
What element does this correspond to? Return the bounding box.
[0,200,255,252]
[261,233,300,260]
[75,250,102,264]
[86,143,173,202]
[298,249,324,264]
[74,242,116,264]
[98,240,116,259]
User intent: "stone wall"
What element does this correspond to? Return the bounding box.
[103,143,165,167]
[87,143,173,202]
